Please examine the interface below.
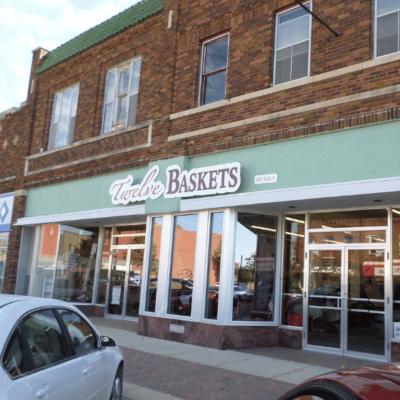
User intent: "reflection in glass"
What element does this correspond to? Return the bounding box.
[113,224,146,245]
[281,215,305,326]
[96,227,112,304]
[29,224,60,298]
[145,217,163,312]
[309,230,386,245]
[0,233,8,293]
[168,215,198,316]
[126,249,144,318]
[233,213,277,321]
[393,209,400,325]
[53,226,99,303]
[309,209,388,229]
[347,250,385,356]
[308,250,341,349]
[107,249,126,315]
[205,213,224,320]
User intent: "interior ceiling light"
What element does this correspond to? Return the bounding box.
[286,217,305,224]
[250,225,277,232]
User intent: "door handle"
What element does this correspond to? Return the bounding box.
[36,386,51,398]
[83,366,92,374]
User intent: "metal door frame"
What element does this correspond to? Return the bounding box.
[303,244,390,361]
[105,244,145,320]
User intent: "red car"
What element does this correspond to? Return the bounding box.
[278,363,400,400]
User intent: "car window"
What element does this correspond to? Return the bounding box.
[22,309,69,370]
[57,309,96,355]
[2,328,29,378]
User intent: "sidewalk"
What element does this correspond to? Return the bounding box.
[90,317,379,400]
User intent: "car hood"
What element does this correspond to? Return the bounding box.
[313,364,400,399]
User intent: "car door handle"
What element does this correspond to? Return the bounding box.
[36,386,51,398]
[83,366,92,374]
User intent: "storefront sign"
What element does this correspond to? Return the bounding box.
[109,162,241,205]
[254,173,278,184]
[0,193,14,232]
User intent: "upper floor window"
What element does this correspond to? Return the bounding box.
[49,84,79,149]
[376,0,400,57]
[274,3,311,85]
[102,58,141,134]
[198,34,229,106]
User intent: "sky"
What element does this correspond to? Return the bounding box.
[0,0,140,112]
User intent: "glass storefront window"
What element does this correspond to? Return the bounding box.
[53,226,99,303]
[308,230,386,245]
[145,217,163,312]
[167,214,198,317]
[204,212,224,320]
[29,224,60,298]
[233,213,277,322]
[309,210,387,229]
[393,209,400,325]
[96,227,112,304]
[0,233,9,293]
[113,224,146,245]
[281,215,305,326]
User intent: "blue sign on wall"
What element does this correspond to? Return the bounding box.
[0,193,14,232]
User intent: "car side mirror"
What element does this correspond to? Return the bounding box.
[98,335,116,348]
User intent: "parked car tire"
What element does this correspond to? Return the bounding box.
[110,365,124,400]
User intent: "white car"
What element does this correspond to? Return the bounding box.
[0,295,124,400]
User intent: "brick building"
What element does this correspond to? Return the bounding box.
[3,0,400,362]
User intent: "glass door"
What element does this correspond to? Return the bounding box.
[106,249,127,316]
[305,249,343,353]
[125,248,144,318]
[345,248,387,359]
[106,247,145,319]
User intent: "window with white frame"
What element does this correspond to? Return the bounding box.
[102,58,141,134]
[274,3,311,85]
[49,84,79,149]
[376,0,400,57]
[198,35,229,106]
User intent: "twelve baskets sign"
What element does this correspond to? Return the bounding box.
[109,162,241,205]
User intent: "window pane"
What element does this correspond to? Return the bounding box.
[233,213,277,322]
[0,234,8,293]
[53,225,99,303]
[105,69,117,103]
[60,88,73,121]
[204,37,229,74]
[52,93,62,123]
[281,215,305,326]
[103,103,113,134]
[126,248,144,318]
[168,215,198,316]
[118,68,130,95]
[55,118,69,148]
[377,13,399,56]
[2,329,29,377]
[309,230,386,245]
[29,224,60,298]
[145,217,163,312]
[22,309,69,369]
[96,227,112,305]
[113,224,146,245]
[275,48,291,85]
[377,0,400,16]
[116,95,128,122]
[309,210,388,229]
[130,59,142,94]
[279,3,310,24]
[205,213,224,320]
[70,86,79,117]
[392,209,400,325]
[277,14,310,49]
[58,309,96,355]
[203,70,227,105]
[291,42,309,80]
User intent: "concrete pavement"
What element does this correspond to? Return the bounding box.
[90,317,379,400]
